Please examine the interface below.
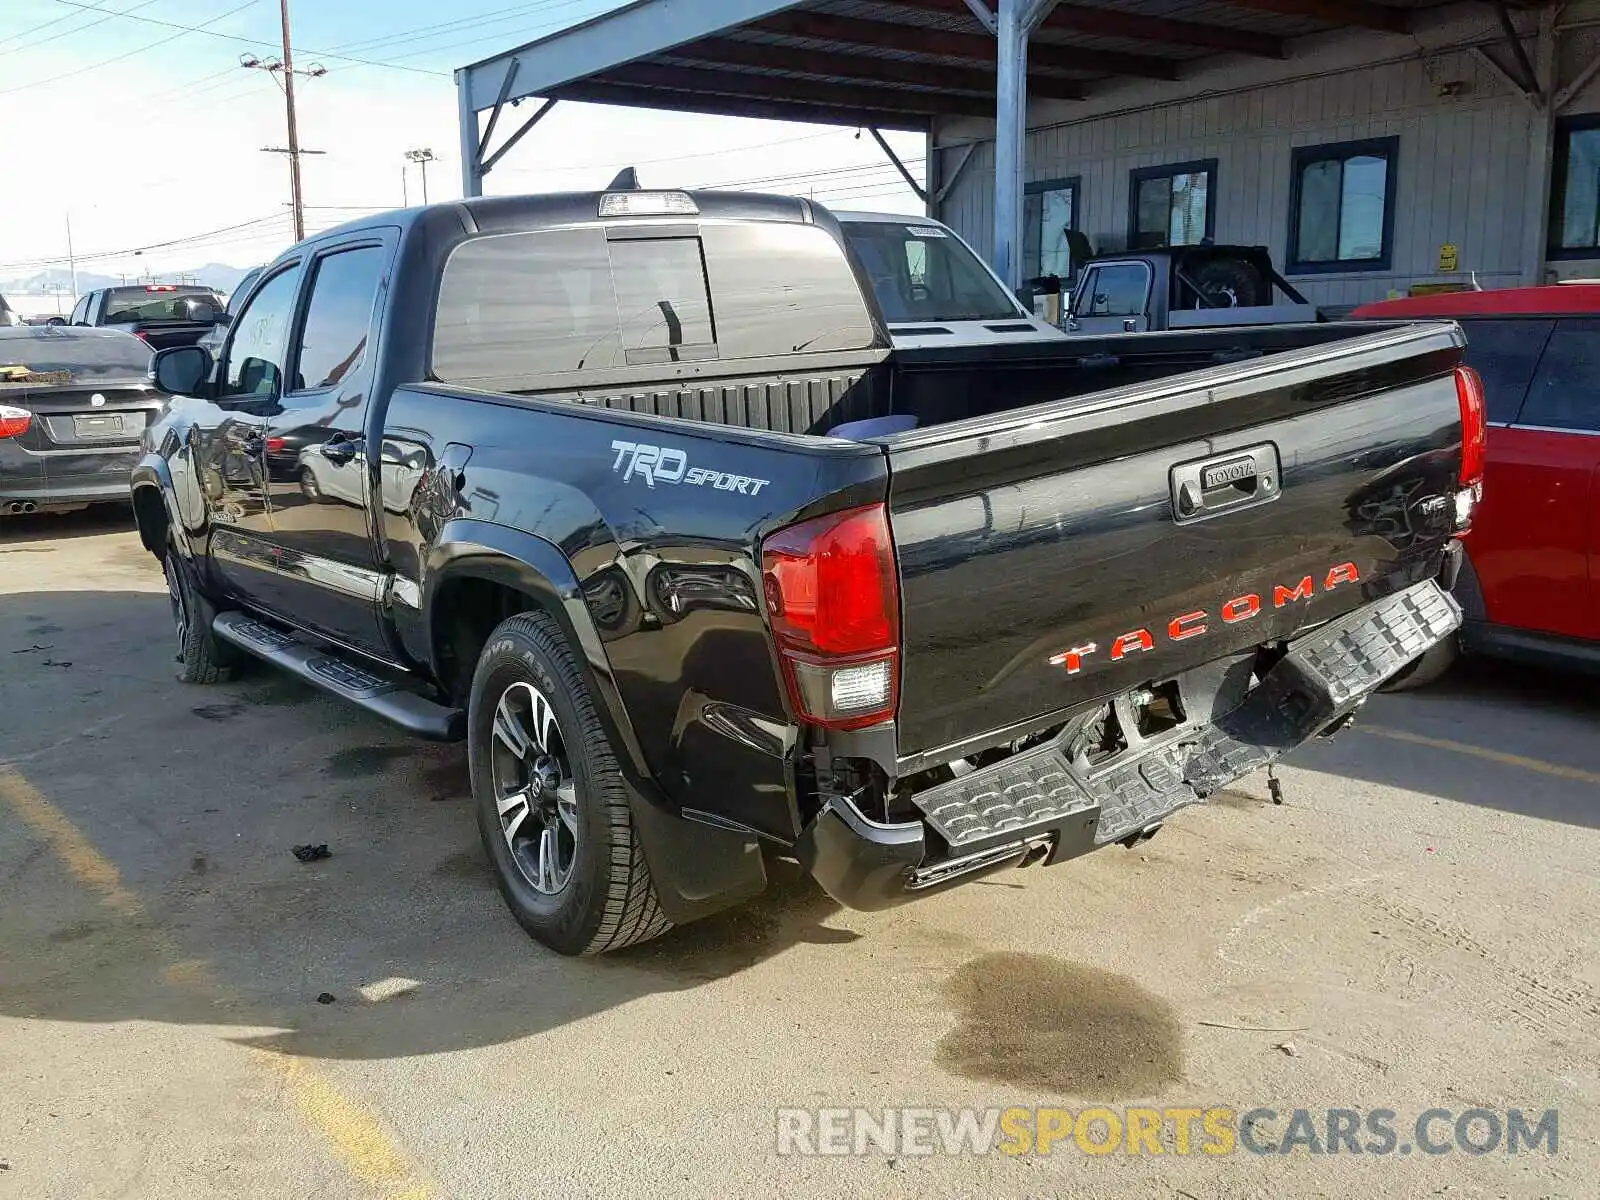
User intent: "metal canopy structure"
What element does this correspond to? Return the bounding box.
[455,0,1528,284]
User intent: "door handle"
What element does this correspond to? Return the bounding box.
[322,437,364,466]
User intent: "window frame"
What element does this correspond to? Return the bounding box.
[1285,136,1399,274]
[1548,114,1600,261]
[217,260,303,403]
[283,239,390,400]
[1127,159,1217,251]
[1024,175,1081,281]
[1071,259,1153,320]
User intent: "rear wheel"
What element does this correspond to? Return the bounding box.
[467,610,671,955]
[163,535,240,684]
[1381,636,1459,692]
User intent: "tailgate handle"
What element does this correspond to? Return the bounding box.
[1170,444,1280,524]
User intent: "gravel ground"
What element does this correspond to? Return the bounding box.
[2,507,1596,1199]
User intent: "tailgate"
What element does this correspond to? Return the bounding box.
[886,322,1465,757]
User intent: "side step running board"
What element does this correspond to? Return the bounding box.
[212,612,464,741]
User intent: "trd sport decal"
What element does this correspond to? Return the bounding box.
[1048,563,1361,675]
[611,440,771,496]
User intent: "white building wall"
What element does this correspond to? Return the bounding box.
[935,9,1600,309]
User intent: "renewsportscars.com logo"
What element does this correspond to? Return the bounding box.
[610,440,771,496]
[774,1106,1560,1159]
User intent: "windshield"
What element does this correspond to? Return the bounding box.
[104,286,223,324]
[0,327,153,384]
[842,220,1020,323]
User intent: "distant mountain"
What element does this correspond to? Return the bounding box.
[1,262,254,298]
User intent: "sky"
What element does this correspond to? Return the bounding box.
[0,0,926,288]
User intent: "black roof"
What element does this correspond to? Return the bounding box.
[305,188,815,246]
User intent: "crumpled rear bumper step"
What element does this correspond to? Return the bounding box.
[911,580,1462,854]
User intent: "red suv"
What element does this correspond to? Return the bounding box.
[1354,285,1600,686]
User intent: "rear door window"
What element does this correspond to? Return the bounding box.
[290,245,385,394]
[1518,318,1600,432]
[701,223,875,357]
[433,228,620,380]
[1457,318,1554,424]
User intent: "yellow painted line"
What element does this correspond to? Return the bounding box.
[0,769,433,1199]
[0,769,142,917]
[1358,725,1600,787]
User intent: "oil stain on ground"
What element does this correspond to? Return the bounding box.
[322,744,416,779]
[936,952,1183,1098]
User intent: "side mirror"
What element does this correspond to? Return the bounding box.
[214,311,232,328]
[150,345,213,396]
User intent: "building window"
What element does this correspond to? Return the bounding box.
[1287,137,1398,272]
[1550,115,1600,259]
[1128,160,1216,250]
[1024,177,1079,281]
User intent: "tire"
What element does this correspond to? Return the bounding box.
[467,610,671,955]
[1380,636,1459,693]
[1190,258,1266,308]
[299,466,321,503]
[162,535,240,685]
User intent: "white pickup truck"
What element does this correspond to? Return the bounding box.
[835,211,1066,349]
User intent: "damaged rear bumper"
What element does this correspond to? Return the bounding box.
[798,579,1461,911]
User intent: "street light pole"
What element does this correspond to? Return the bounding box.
[405,149,438,205]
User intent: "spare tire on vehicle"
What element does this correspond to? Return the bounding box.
[1188,258,1267,308]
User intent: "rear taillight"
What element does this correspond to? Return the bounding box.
[761,503,899,730]
[1453,365,1486,531]
[1455,365,1486,488]
[265,436,286,455]
[0,404,31,439]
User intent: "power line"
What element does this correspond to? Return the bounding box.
[323,0,591,56]
[0,0,162,58]
[0,213,288,272]
[0,0,260,97]
[48,0,449,75]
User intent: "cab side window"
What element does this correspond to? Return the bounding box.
[71,293,94,326]
[1519,319,1600,432]
[1074,263,1150,318]
[220,267,300,400]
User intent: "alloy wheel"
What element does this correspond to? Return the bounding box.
[489,680,579,895]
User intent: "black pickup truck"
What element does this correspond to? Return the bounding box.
[133,187,1478,955]
[73,283,226,351]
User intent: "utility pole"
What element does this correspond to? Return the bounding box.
[405,149,437,205]
[401,164,409,207]
[278,0,303,241]
[64,213,77,297]
[242,1,325,243]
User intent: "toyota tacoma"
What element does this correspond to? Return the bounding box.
[132,186,1478,955]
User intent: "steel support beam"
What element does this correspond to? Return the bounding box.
[456,71,482,198]
[753,11,1178,79]
[869,127,929,205]
[482,98,558,174]
[994,0,1059,287]
[549,80,931,132]
[1212,0,1410,35]
[668,35,1086,100]
[598,62,998,118]
[885,0,1286,58]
